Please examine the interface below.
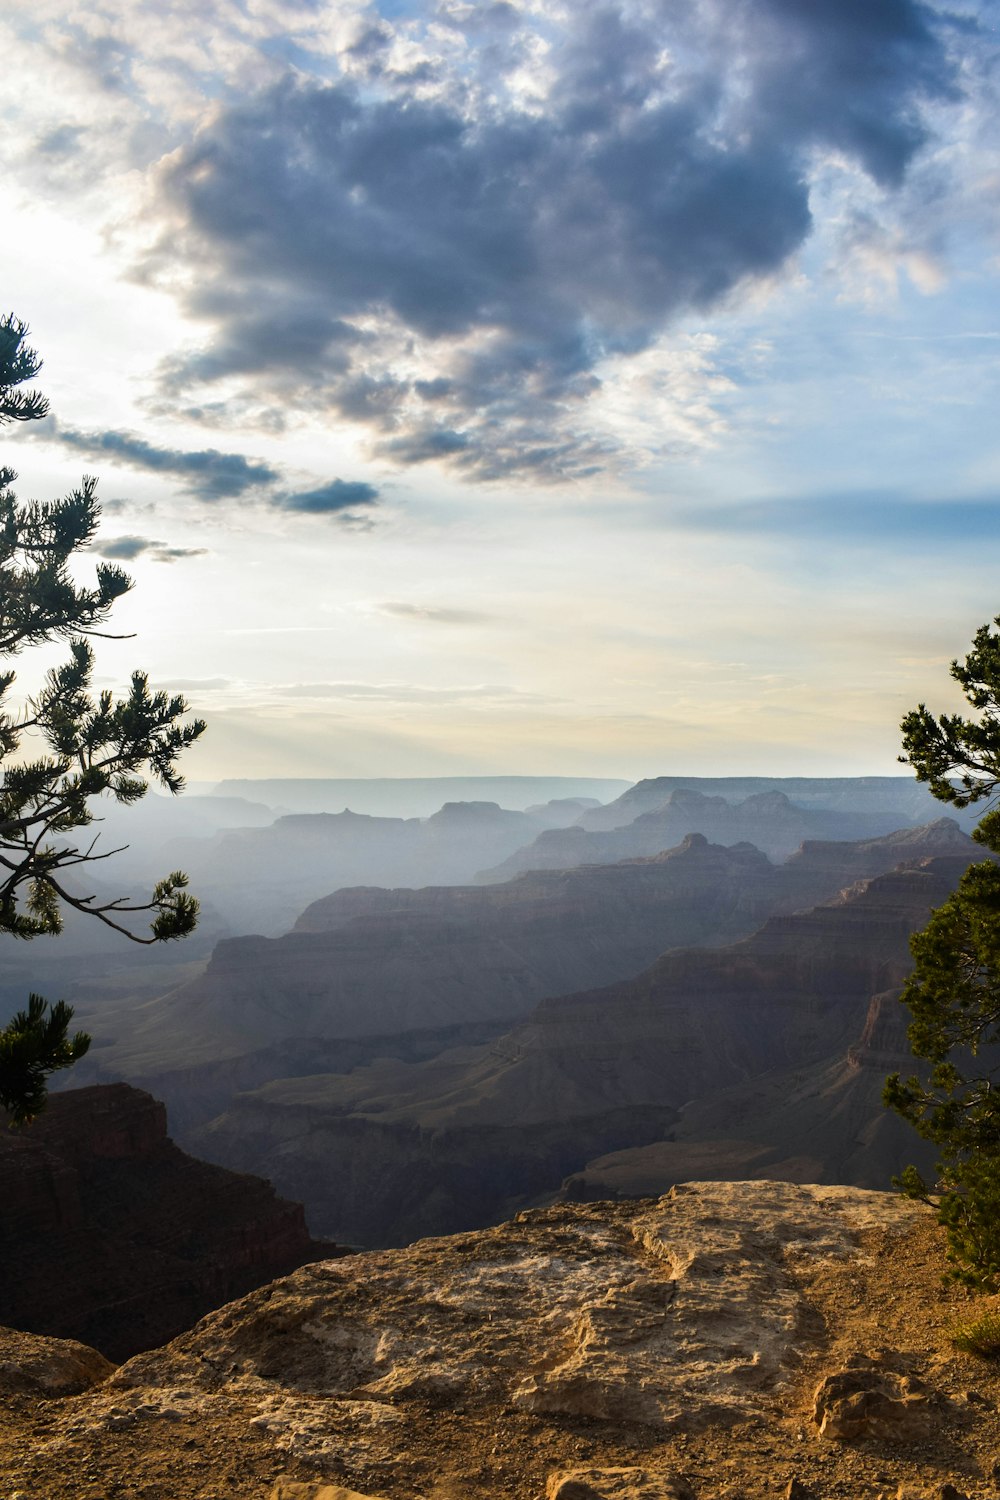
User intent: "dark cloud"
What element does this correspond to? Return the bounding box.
[278,479,380,514]
[747,0,956,187]
[152,544,210,560]
[140,0,961,479]
[93,534,208,563]
[157,303,364,392]
[44,421,380,523]
[53,423,278,500]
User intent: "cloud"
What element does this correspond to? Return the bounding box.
[41,421,381,521]
[278,478,380,514]
[276,681,544,704]
[134,0,964,479]
[378,601,493,624]
[92,533,208,563]
[36,123,85,158]
[51,422,279,500]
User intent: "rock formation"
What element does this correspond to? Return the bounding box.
[0,1084,336,1360]
[71,834,776,1124]
[574,775,959,833]
[73,821,976,1144]
[190,854,970,1246]
[479,788,970,881]
[2,1181,996,1500]
[559,988,936,1201]
[161,799,591,937]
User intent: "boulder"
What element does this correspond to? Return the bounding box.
[0,1325,114,1396]
[813,1355,934,1440]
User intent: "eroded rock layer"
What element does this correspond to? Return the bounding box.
[193,854,968,1245]
[0,1084,336,1359]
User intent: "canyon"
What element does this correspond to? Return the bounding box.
[72,819,973,1147]
[0,775,994,1500]
[189,848,966,1245]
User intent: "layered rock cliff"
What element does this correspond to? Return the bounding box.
[192,855,969,1246]
[560,989,936,1201]
[0,1084,336,1360]
[477,786,938,879]
[79,834,778,1088]
[2,1181,997,1500]
[74,821,976,1143]
[575,774,959,832]
[161,799,584,936]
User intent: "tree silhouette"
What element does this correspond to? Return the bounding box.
[0,314,206,1120]
[0,313,205,942]
[0,995,91,1125]
[886,616,1000,1286]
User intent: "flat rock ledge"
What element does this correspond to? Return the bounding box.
[99,1182,923,1451]
[17,1181,994,1500]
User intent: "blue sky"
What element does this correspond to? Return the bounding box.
[1,0,998,781]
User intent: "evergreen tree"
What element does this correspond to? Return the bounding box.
[885,616,1000,1286]
[0,314,49,425]
[0,995,91,1125]
[0,314,205,1120]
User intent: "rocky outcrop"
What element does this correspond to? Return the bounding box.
[192,857,967,1246]
[0,1181,994,1500]
[0,1326,114,1396]
[0,1084,336,1359]
[812,1355,933,1441]
[56,1184,933,1429]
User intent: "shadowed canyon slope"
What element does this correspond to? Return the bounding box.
[0,1085,335,1360]
[192,851,973,1245]
[560,987,937,1203]
[6,1182,1000,1500]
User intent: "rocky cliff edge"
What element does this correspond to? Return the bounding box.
[3,1181,1000,1500]
[0,1083,338,1360]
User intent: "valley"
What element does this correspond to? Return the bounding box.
[38,775,984,1249]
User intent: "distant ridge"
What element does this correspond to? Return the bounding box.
[211,775,632,818]
[577,774,957,831]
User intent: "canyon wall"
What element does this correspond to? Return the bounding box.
[0,1084,338,1359]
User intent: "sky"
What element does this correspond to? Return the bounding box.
[2,0,999,783]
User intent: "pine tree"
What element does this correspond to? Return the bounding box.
[0,995,91,1125]
[885,616,1000,1286]
[0,314,206,1121]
